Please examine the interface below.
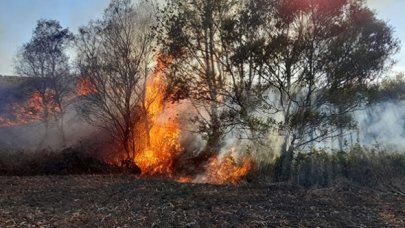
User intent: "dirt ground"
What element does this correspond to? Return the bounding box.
[0,175,404,227]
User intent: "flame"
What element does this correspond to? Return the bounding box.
[0,56,254,185]
[199,148,254,184]
[0,90,60,128]
[134,55,183,176]
[131,55,254,183]
[75,77,96,96]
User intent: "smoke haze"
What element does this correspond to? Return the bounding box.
[357,101,405,151]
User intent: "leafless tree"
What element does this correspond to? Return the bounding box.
[76,0,157,161]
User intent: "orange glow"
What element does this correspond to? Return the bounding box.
[132,55,253,183]
[134,55,183,176]
[76,77,96,96]
[199,149,253,184]
[0,90,60,128]
[0,56,255,185]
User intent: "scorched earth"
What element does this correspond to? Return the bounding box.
[1,175,404,227]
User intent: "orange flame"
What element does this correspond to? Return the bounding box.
[131,55,254,183]
[0,90,60,128]
[76,77,96,96]
[0,56,255,185]
[134,55,182,176]
[198,148,253,184]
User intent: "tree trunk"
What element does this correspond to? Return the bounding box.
[274,135,294,182]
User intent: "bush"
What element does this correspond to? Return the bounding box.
[0,147,125,176]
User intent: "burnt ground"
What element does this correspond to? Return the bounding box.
[0,176,404,227]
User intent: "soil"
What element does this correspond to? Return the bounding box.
[1,175,404,227]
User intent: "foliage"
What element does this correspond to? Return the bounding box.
[160,0,399,171]
[15,19,73,117]
[14,19,74,147]
[368,73,405,102]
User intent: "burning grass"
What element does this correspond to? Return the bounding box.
[0,55,255,184]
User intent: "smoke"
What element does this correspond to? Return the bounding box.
[0,77,98,151]
[0,105,96,151]
[356,101,405,151]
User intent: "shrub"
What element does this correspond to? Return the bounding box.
[0,147,125,176]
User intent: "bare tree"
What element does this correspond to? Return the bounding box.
[76,0,157,162]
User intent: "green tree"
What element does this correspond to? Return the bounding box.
[15,19,73,145]
[245,0,399,181]
[161,0,398,178]
[161,0,244,156]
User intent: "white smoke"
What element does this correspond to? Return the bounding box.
[0,105,96,151]
[356,101,405,151]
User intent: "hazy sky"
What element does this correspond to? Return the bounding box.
[0,0,404,75]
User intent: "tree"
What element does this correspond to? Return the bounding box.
[161,0,399,180]
[161,0,251,156]
[242,0,399,181]
[76,0,157,162]
[15,19,73,145]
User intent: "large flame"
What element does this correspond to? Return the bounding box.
[0,56,254,185]
[134,56,182,176]
[132,55,254,183]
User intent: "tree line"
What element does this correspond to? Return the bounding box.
[15,0,400,179]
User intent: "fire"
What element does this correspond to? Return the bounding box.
[75,77,96,96]
[0,90,60,128]
[0,56,254,185]
[134,56,182,176]
[131,55,254,183]
[198,149,253,184]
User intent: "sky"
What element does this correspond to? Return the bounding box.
[0,0,404,75]
[0,0,110,75]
